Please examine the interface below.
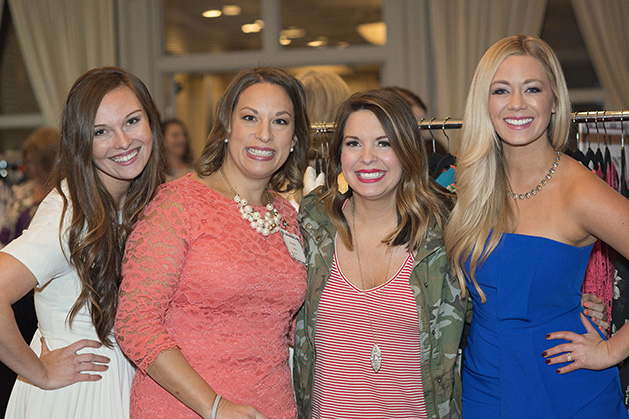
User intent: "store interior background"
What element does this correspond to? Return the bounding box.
[0,0,626,166]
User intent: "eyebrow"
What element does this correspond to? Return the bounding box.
[240,106,293,117]
[491,78,546,86]
[344,134,388,141]
[94,109,143,127]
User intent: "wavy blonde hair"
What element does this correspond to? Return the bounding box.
[444,35,571,302]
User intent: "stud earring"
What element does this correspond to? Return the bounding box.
[224,138,229,143]
[290,146,294,152]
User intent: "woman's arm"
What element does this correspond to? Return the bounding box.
[544,173,629,372]
[0,253,109,389]
[115,186,266,419]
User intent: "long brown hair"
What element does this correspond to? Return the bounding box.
[55,67,165,346]
[321,89,453,252]
[195,67,310,192]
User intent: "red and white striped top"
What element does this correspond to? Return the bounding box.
[312,241,427,419]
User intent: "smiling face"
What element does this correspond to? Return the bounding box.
[223,82,297,185]
[340,110,402,203]
[91,86,153,198]
[489,54,556,149]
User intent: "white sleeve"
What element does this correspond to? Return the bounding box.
[1,189,73,287]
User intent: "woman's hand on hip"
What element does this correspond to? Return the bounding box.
[38,337,110,390]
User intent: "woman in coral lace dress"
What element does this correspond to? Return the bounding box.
[115,67,310,419]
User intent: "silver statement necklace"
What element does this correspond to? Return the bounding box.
[219,167,283,236]
[351,201,392,373]
[507,150,561,200]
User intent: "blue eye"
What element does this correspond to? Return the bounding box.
[492,88,508,95]
[526,86,542,93]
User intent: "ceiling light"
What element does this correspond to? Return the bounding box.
[307,36,329,48]
[222,5,242,16]
[281,27,306,39]
[357,22,386,45]
[279,35,292,46]
[241,20,264,34]
[202,9,222,18]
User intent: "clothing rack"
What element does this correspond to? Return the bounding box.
[310,110,629,133]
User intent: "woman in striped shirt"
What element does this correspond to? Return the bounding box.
[294,89,468,419]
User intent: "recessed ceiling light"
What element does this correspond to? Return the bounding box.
[242,21,264,34]
[222,5,242,16]
[202,9,222,18]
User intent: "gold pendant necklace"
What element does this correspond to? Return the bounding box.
[351,200,392,373]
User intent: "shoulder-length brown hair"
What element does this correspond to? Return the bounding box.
[195,67,310,192]
[321,89,453,252]
[55,67,165,346]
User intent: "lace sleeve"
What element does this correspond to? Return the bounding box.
[115,184,189,371]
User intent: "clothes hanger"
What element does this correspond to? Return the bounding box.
[426,117,444,176]
[594,112,605,173]
[432,117,457,180]
[602,111,612,177]
[571,115,588,165]
[584,111,596,170]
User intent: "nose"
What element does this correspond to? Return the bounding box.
[359,144,376,164]
[256,123,273,143]
[113,131,132,150]
[508,90,526,111]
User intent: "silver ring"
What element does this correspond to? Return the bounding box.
[566,353,573,362]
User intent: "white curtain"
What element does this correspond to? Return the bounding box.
[7,0,116,127]
[425,0,548,119]
[571,0,629,109]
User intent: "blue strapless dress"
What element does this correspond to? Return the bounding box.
[462,233,627,418]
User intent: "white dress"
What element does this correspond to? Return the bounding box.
[2,187,135,419]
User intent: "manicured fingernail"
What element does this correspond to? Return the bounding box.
[584,302,589,308]
[584,309,589,315]
[542,351,547,357]
[556,369,561,374]
[545,334,550,339]
[545,359,551,364]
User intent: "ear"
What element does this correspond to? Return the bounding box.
[292,135,298,148]
[552,100,556,114]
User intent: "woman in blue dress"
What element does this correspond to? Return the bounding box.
[445,34,629,418]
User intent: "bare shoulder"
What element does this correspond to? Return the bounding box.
[559,154,629,255]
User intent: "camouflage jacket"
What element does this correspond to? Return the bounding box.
[293,193,470,419]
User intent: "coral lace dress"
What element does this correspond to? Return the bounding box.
[115,175,307,419]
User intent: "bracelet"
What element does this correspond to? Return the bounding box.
[211,394,221,419]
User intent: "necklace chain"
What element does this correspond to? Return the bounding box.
[507,150,561,200]
[351,199,392,373]
[219,167,284,236]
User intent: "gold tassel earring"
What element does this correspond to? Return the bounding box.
[337,172,349,194]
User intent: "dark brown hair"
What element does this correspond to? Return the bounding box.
[55,67,165,346]
[195,67,310,192]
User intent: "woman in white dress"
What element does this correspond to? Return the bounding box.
[0,67,164,418]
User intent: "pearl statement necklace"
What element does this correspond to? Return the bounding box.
[507,150,561,200]
[219,167,283,236]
